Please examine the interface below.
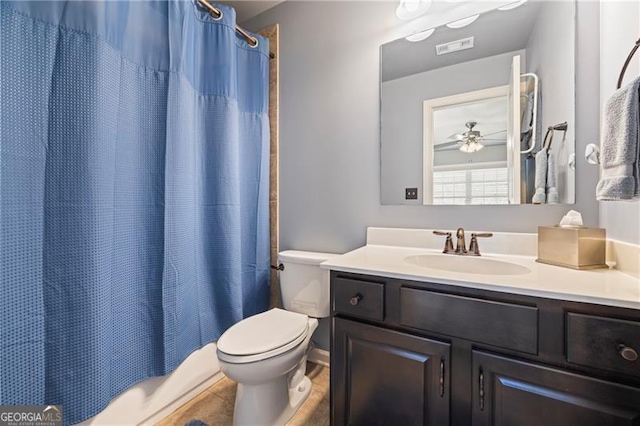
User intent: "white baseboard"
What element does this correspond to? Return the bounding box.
[308,348,330,368]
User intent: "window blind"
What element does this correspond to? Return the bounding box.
[433,167,509,205]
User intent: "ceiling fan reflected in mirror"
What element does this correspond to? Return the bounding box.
[439,121,506,153]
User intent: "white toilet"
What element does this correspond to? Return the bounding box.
[216,250,339,426]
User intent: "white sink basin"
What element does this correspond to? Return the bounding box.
[404,254,531,276]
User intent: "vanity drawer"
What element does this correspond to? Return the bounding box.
[333,277,384,321]
[400,287,538,354]
[566,313,640,379]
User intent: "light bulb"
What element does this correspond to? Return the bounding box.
[446,14,480,29]
[396,0,432,20]
[498,0,528,11]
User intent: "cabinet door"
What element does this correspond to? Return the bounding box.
[472,351,640,425]
[332,317,450,426]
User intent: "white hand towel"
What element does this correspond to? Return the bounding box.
[532,148,547,204]
[596,75,640,200]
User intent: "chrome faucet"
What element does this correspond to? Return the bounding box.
[455,228,467,254]
[433,229,493,256]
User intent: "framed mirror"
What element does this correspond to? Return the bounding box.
[381,0,576,205]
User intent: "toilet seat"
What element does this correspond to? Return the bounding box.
[217,308,309,364]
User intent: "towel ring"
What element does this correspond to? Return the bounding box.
[616,37,640,89]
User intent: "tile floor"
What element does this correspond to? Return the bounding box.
[157,363,329,426]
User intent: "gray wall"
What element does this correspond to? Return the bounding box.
[245,1,601,255]
[525,1,576,204]
[599,1,640,245]
[381,50,524,204]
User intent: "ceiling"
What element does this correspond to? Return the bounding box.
[217,1,285,24]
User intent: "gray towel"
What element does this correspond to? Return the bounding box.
[521,92,535,132]
[547,150,558,204]
[596,75,640,200]
[546,150,557,189]
[522,89,543,155]
[532,148,547,204]
[520,92,535,152]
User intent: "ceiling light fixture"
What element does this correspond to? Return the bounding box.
[498,0,528,11]
[446,14,480,29]
[405,28,436,42]
[396,0,432,20]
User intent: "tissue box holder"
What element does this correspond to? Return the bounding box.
[537,226,607,270]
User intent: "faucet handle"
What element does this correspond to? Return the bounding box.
[469,233,493,256]
[472,233,493,238]
[433,231,454,253]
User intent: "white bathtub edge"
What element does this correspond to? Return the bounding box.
[81,342,222,426]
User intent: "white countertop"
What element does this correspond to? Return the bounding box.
[321,244,640,310]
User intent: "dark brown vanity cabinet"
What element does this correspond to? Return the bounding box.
[333,318,450,426]
[330,272,640,426]
[472,351,640,425]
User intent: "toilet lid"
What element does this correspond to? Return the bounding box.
[217,308,308,356]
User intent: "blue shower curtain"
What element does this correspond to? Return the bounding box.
[0,1,270,423]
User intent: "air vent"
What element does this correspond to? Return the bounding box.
[435,36,475,55]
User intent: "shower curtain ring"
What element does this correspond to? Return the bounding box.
[195,0,223,20]
[209,9,223,20]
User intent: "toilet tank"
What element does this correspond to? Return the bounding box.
[277,250,340,318]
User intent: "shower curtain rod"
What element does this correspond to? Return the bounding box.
[196,0,274,59]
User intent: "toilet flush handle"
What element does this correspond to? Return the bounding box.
[350,294,363,306]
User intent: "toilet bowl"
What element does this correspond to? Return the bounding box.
[216,250,339,426]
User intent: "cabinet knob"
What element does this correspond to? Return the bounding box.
[349,294,362,306]
[618,344,638,362]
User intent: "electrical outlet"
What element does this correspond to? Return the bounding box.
[405,187,418,200]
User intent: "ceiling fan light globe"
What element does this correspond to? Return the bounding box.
[459,140,485,153]
[459,143,473,153]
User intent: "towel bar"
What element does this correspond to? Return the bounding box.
[542,122,568,150]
